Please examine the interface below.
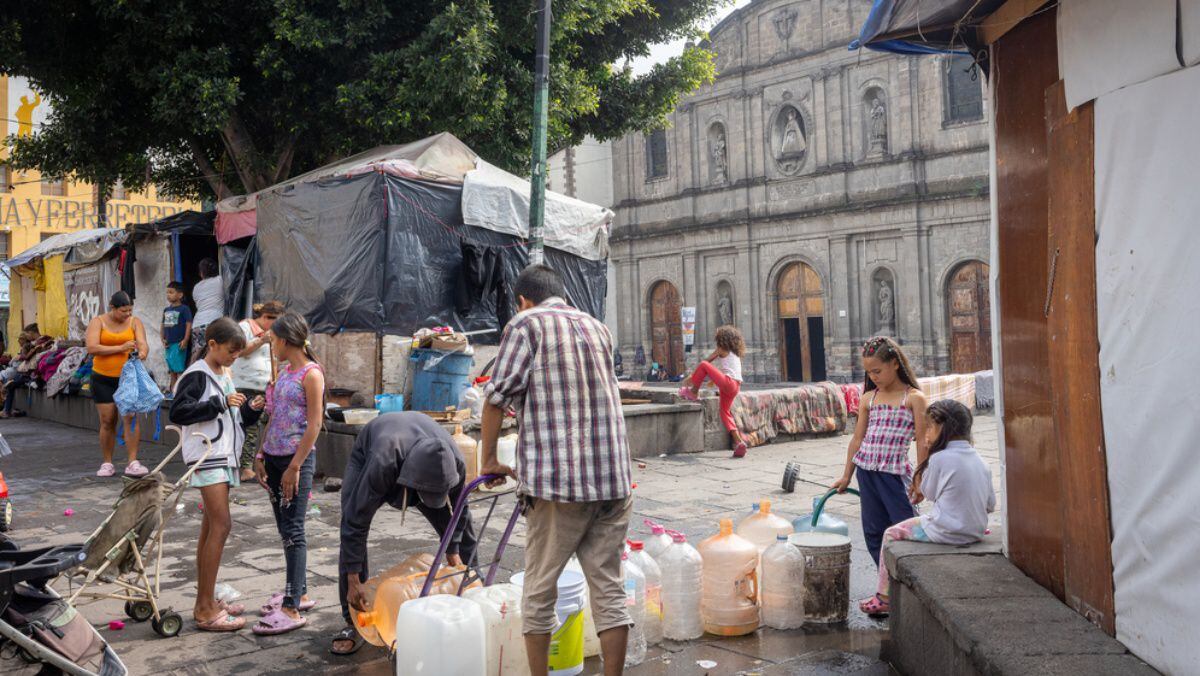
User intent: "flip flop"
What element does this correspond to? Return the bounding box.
[260,592,316,615]
[218,599,246,617]
[195,610,245,632]
[253,608,307,636]
[330,626,366,656]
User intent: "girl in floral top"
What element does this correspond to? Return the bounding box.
[251,312,325,636]
[831,337,928,567]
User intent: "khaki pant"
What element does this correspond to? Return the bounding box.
[521,496,633,635]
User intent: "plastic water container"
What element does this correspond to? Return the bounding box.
[642,520,673,561]
[394,594,486,675]
[658,530,704,641]
[564,559,601,658]
[459,385,485,419]
[627,541,663,646]
[410,349,473,412]
[511,569,587,676]
[698,519,760,636]
[451,425,479,485]
[792,491,856,537]
[761,535,806,629]
[356,573,423,649]
[375,393,405,413]
[736,499,794,554]
[353,553,434,647]
[789,531,852,624]
[621,554,647,668]
[463,583,530,676]
[497,434,518,468]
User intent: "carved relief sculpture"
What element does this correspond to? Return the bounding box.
[781,108,806,156]
[710,125,728,185]
[869,97,888,155]
[774,9,798,42]
[773,105,808,175]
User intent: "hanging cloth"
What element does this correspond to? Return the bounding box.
[42,255,70,339]
[118,239,137,298]
[455,241,514,328]
[6,274,22,356]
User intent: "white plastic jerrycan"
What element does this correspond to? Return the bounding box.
[394,594,486,675]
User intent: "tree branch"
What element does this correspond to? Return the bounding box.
[271,135,298,185]
[220,110,269,192]
[188,137,233,200]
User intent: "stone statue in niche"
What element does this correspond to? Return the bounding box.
[710,126,728,185]
[869,96,888,155]
[878,279,895,334]
[774,9,798,42]
[773,105,808,175]
[717,283,734,327]
[781,108,806,156]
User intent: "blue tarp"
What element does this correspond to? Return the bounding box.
[849,0,1004,55]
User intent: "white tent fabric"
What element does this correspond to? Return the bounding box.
[1094,63,1200,676]
[1058,0,1200,110]
[462,160,613,261]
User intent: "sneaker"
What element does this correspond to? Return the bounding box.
[96,463,116,477]
[677,385,698,402]
[124,461,149,477]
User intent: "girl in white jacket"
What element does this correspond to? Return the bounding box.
[169,318,264,632]
[862,399,995,617]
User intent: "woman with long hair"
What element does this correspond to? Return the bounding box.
[85,292,150,477]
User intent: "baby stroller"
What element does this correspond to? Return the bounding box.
[0,535,128,675]
[58,427,214,638]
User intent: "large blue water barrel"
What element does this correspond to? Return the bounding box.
[409,349,474,412]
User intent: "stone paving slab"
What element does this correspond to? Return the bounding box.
[0,413,1002,674]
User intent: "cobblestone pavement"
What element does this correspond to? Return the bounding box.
[0,414,1001,675]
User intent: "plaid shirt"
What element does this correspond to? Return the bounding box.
[853,389,915,476]
[484,298,631,502]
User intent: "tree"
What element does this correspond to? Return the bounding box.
[0,0,720,201]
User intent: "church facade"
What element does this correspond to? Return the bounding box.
[609,0,992,382]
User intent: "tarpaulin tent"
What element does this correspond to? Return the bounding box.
[223,132,613,338]
[849,0,1005,55]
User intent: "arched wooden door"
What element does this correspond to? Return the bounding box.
[947,260,993,373]
[649,281,684,377]
[777,262,826,382]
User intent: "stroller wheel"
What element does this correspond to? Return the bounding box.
[782,461,800,493]
[153,612,183,638]
[126,600,154,622]
[0,498,11,532]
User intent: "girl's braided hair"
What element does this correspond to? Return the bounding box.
[861,336,921,393]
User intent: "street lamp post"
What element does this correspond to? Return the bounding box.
[528,0,551,266]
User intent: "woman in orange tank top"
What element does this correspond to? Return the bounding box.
[86,291,150,478]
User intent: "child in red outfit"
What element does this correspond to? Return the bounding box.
[679,326,748,457]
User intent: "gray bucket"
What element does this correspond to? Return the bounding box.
[789,532,852,624]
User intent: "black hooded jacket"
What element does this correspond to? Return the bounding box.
[338,412,477,575]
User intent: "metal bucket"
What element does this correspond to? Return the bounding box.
[788,531,852,624]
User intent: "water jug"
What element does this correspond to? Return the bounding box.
[452,424,480,485]
[627,541,663,646]
[353,553,434,647]
[761,535,806,629]
[512,568,588,675]
[621,554,647,668]
[564,558,601,658]
[658,530,703,640]
[792,489,859,537]
[459,385,485,419]
[394,594,487,675]
[642,519,672,560]
[462,583,530,676]
[736,499,794,554]
[497,434,518,467]
[356,573,423,648]
[698,519,760,636]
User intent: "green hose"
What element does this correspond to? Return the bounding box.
[811,488,860,528]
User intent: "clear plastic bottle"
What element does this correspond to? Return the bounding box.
[736,499,795,554]
[698,518,760,636]
[761,535,806,629]
[621,553,647,668]
[627,541,663,646]
[643,519,673,560]
[658,530,704,640]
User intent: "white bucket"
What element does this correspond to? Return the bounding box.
[511,569,588,676]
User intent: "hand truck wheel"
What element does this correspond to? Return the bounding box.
[781,461,801,493]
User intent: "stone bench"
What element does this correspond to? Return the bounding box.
[884,537,1159,675]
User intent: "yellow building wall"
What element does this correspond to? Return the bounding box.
[1,74,199,258]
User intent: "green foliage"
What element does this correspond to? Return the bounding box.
[1,0,720,200]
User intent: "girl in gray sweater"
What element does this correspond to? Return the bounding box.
[861,400,995,617]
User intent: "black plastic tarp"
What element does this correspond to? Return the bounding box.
[254,173,606,339]
[131,210,215,236]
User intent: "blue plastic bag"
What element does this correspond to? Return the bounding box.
[114,357,164,416]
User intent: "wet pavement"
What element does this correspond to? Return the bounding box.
[0,413,1000,675]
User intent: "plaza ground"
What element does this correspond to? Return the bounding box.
[0,414,1002,675]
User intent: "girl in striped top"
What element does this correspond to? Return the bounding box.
[831,337,929,566]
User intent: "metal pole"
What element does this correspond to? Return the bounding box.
[528,0,551,266]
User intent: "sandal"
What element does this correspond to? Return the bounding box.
[677,385,698,402]
[124,461,149,478]
[330,626,366,655]
[96,463,116,478]
[218,599,246,617]
[195,610,246,632]
[260,592,316,615]
[252,608,307,636]
[859,594,890,617]
[732,442,748,459]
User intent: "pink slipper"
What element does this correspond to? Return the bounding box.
[260,592,316,615]
[732,442,747,458]
[124,461,149,477]
[252,608,307,636]
[96,463,116,477]
[218,599,246,617]
[677,385,698,402]
[859,594,890,617]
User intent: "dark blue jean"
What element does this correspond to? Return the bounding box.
[264,453,315,609]
[857,466,917,566]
